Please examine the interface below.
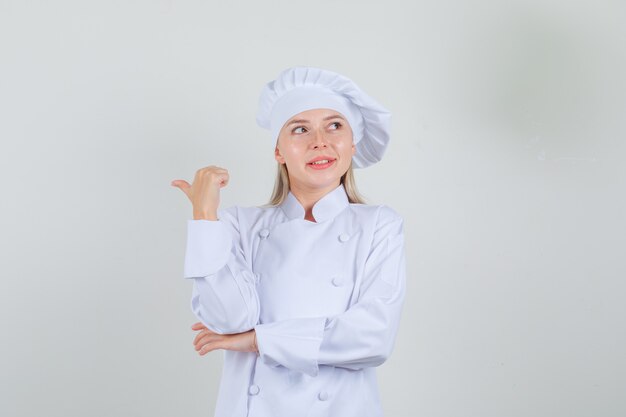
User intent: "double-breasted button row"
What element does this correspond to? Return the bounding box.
[248,384,328,401]
[257,229,348,289]
[260,229,348,242]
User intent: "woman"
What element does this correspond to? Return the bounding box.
[171,66,407,417]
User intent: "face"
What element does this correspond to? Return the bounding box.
[274,108,356,192]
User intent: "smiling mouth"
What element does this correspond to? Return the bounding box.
[308,158,335,165]
[307,158,336,169]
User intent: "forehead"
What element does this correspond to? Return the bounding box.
[286,108,345,122]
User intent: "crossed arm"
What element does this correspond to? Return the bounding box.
[183,205,406,377]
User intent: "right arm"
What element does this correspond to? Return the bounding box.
[172,166,260,335]
[184,206,260,335]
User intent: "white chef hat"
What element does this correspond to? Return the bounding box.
[256,66,392,169]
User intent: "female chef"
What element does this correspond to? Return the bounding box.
[171,66,407,417]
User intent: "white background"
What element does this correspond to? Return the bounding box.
[1,1,625,416]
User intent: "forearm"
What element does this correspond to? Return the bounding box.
[191,269,260,334]
[184,211,260,334]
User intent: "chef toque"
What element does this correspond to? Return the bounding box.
[256,66,392,169]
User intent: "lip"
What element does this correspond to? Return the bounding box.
[307,155,336,164]
[307,158,336,170]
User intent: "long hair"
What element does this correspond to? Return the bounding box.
[262,160,367,207]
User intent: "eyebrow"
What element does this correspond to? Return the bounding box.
[286,114,346,126]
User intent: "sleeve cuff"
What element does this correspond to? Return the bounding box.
[254,317,327,377]
[183,219,233,278]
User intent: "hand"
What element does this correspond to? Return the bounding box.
[191,322,258,356]
[171,166,230,220]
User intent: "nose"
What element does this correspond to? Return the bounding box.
[311,128,327,149]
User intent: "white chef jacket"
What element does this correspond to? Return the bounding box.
[183,182,406,417]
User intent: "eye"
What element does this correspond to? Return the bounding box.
[329,121,342,129]
[292,126,307,134]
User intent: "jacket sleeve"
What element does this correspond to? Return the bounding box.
[253,206,406,376]
[184,206,260,335]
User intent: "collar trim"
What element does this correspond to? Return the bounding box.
[280,183,349,222]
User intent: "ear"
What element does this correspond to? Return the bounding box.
[275,145,285,164]
[351,142,356,156]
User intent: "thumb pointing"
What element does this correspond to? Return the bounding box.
[171,179,191,192]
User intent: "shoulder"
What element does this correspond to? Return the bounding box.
[348,204,404,242]
[349,203,404,224]
[216,204,279,224]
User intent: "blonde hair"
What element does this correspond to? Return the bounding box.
[262,161,367,207]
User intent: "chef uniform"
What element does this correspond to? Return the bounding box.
[183,67,406,417]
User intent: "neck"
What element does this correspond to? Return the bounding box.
[289,181,341,222]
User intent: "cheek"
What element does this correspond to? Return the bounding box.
[338,141,354,157]
[282,144,307,164]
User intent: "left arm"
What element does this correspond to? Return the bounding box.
[252,207,407,376]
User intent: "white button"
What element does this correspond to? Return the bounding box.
[318,390,329,401]
[248,384,260,395]
[331,276,343,287]
[338,233,349,242]
[259,229,270,238]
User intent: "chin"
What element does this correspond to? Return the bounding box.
[307,177,342,189]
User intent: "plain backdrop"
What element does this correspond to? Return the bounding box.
[1,1,625,416]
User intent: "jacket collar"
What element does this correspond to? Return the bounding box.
[280,183,350,223]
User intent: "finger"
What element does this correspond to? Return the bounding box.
[195,168,229,182]
[193,328,208,345]
[195,168,227,179]
[193,327,217,346]
[198,341,217,355]
[193,330,208,346]
[191,322,206,330]
[199,165,228,172]
[171,179,189,187]
[171,180,191,194]
[207,172,229,185]
[194,332,217,349]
